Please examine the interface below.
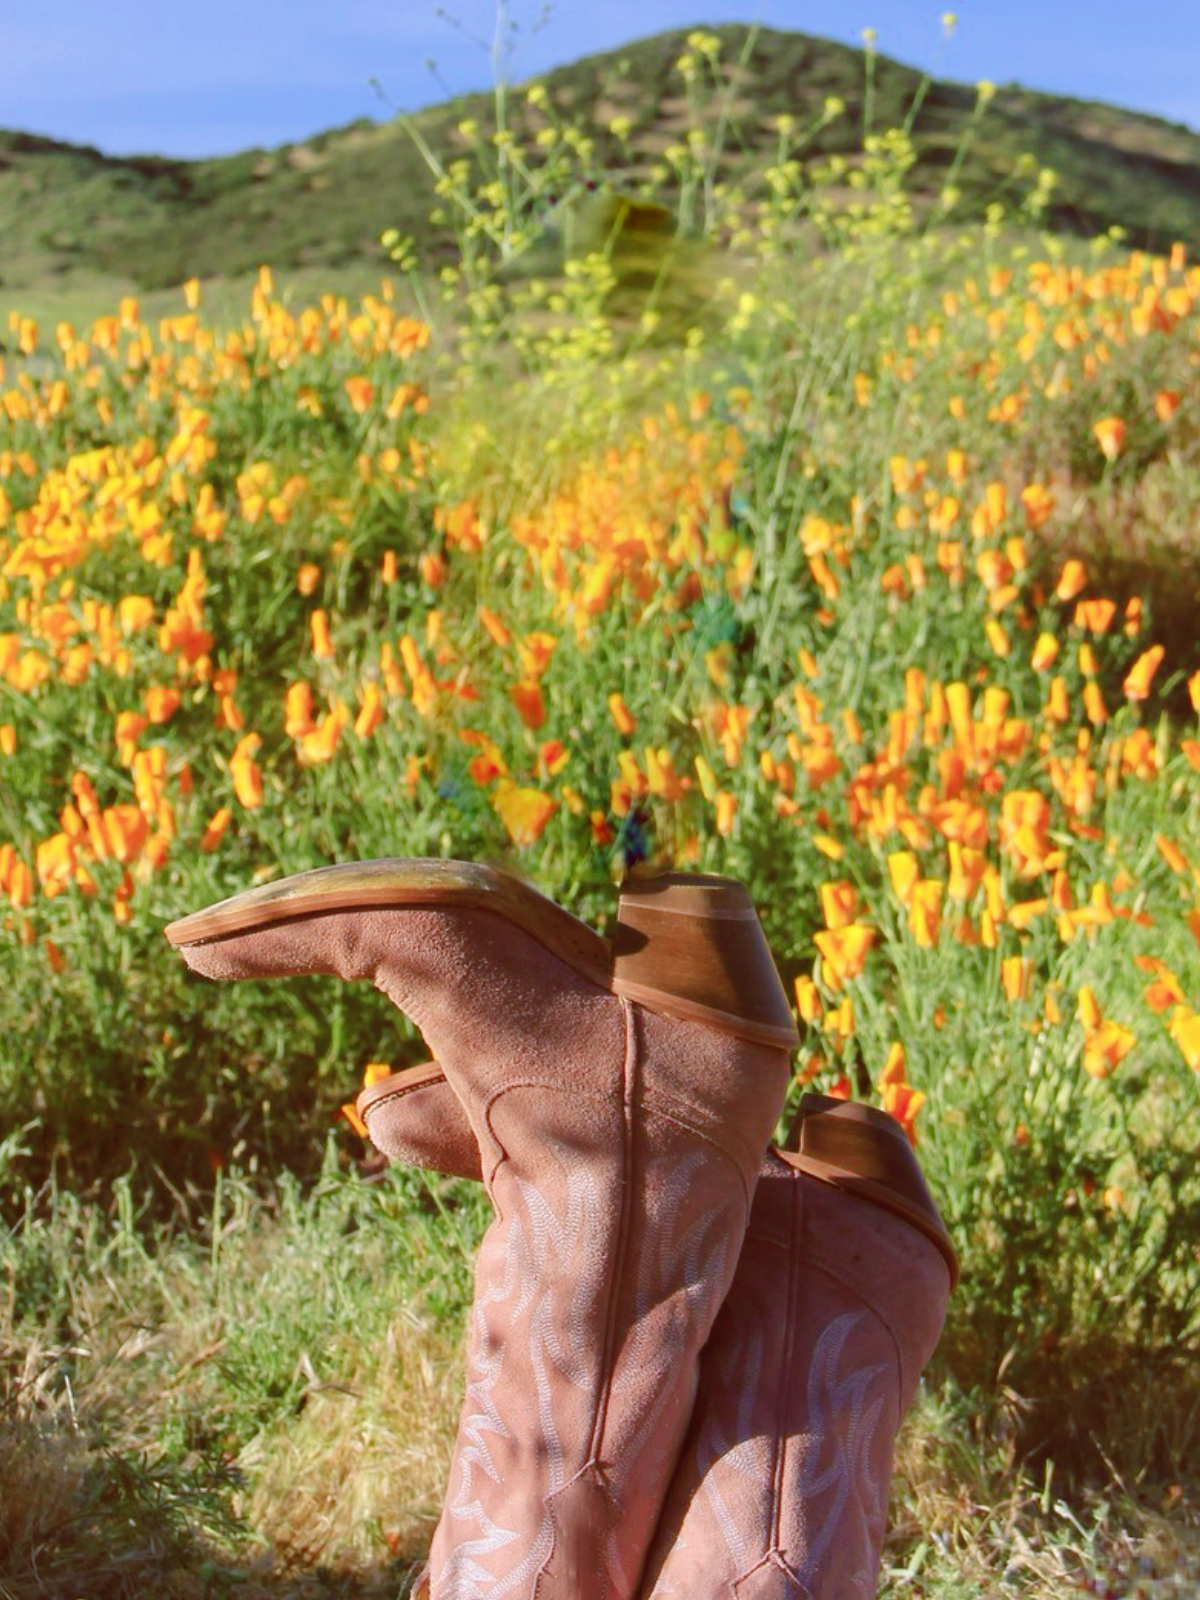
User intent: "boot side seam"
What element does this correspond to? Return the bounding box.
[636,1084,761,1196]
[477,1080,622,1189]
[771,1169,805,1557]
[586,997,639,1466]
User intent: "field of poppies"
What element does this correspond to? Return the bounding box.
[3,41,1200,1596]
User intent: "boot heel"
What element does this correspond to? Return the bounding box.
[782,1092,958,1284]
[612,873,798,1050]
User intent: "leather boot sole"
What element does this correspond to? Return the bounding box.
[166,858,799,1050]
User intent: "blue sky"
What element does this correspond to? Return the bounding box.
[5,1,1199,159]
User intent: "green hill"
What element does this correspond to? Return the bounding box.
[3,24,1200,320]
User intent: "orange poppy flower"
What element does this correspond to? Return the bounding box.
[1044,676,1070,722]
[1083,1020,1135,1078]
[1077,985,1102,1031]
[286,682,315,738]
[946,842,987,901]
[877,1042,907,1089]
[1143,967,1185,1013]
[814,924,875,988]
[1092,415,1126,461]
[144,686,181,724]
[492,781,557,846]
[819,881,860,930]
[480,608,512,648]
[539,740,570,778]
[1122,645,1164,702]
[461,730,507,786]
[231,755,263,809]
[8,859,33,909]
[344,376,375,414]
[1055,559,1087,601]
[888,851,919,906]
[1169,1006,1200,1072]
[1074,599,1117,634]
[1083,682,1108,724]
[340,1102,368,1138]
[518,633,558,680]
[1031,632,1060,671]
[1002,957,1032,1002]
[1020,484,1055,531]
[794,975,822,1023]
[510,681,547,730]
[104,805,149,863]
[419,551,448,588]
[298,706,349,766]
[354,683,385,739]
[310,609,334,660]
[908,880,943,948]
[608,692,636,736]
[644,747,685,802]
[1155,834,1188,875]
[881,1081,925,1146]
[200,807,233,853]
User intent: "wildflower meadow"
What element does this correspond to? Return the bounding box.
[2,28,1200,1598]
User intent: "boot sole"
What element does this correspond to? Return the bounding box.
[165,858,799,1049]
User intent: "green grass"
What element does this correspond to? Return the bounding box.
[4,28,1200,1595]
[3,1150,1198,1598]
[0,1144,483,1596]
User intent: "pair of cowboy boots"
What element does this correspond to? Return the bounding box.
[166,862,956,1599]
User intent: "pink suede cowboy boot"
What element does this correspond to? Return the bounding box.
[166,862,796,1600]
[639,1100,955,1599]
[358,1074,956,1600]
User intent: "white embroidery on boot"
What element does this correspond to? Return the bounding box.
[432,1140,607,1597]
[696,1310,770,1576]
[602,1150,743,1593]
[649,1308,891,1599]
[433,1132,747,1599]
[788,1311,888,1597]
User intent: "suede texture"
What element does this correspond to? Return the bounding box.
[364,1075,952,1600]
[180,904,791,1600]
[640,1153,951,1600]
[362,1069,484,1180]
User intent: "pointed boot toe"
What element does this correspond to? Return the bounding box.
[357,1062,483,1182]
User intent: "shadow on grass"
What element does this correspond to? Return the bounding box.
[0,1413,428,1600]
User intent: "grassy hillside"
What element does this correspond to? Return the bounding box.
[5,23,1200,1591]
[3,22,1200,328]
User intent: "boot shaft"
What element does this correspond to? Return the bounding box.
[168,861,794,1600]
[641,1153,951,1600]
